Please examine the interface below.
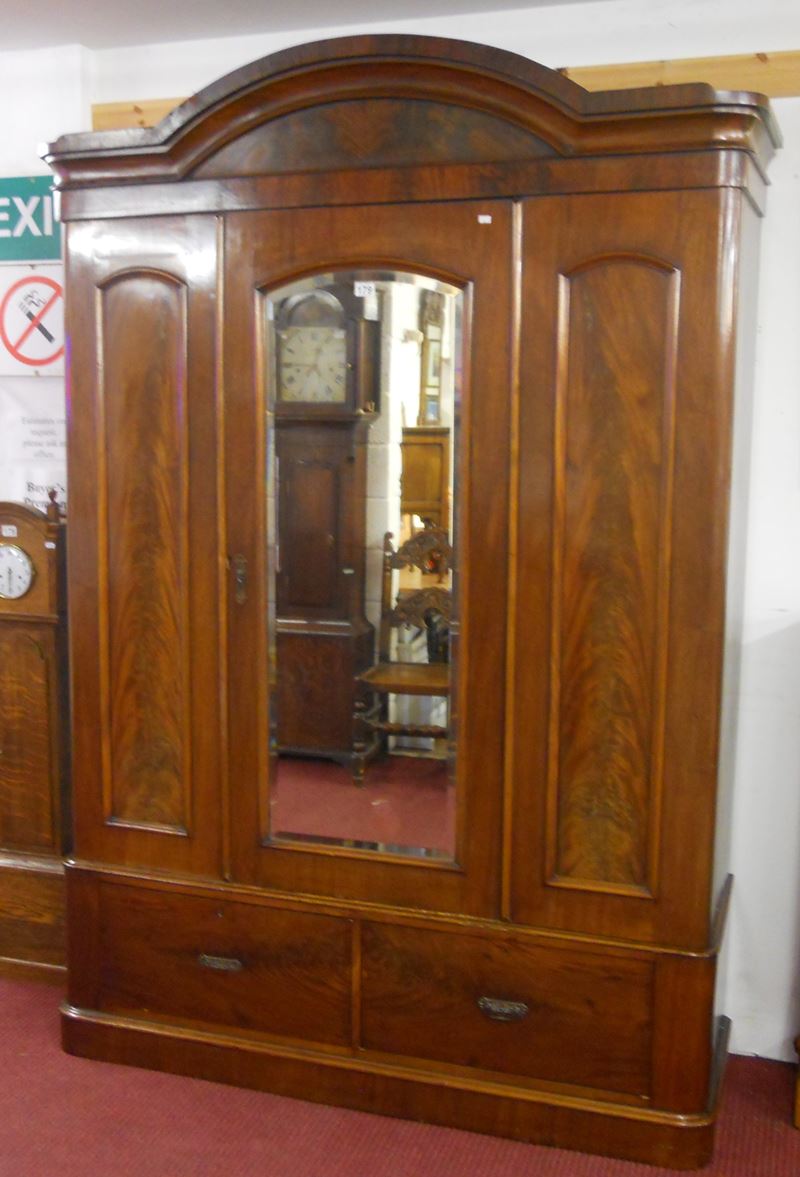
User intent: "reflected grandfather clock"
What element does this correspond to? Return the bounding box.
[0,493,67,977]
[274,281,380,762]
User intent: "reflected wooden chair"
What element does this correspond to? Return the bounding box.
[352,527,453,785]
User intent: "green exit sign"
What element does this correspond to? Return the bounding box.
[0,176,61,263]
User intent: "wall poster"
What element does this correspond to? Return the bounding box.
[0,176,66,511]
[0,376,66,511]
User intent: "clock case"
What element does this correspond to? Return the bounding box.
[0,499,68,980]
[274,280,381,763]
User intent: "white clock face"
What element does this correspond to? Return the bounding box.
[0,543,34,600]
[279,326,347,403]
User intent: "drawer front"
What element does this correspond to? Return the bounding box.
[90,883,352,1046]
[361,923,654,1096]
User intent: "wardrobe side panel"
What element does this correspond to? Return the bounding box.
[713,193,761,909]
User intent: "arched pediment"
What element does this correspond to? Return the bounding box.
[45,34,779,190]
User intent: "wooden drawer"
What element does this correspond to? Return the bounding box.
[81,881,352,1046]
[361,923,654,1097]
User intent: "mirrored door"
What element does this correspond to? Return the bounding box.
[224,201,511,918]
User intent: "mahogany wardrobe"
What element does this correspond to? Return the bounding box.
[45,35,779,1168]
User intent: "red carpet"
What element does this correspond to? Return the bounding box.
[1,977,799,1176]
[272,755,454,857]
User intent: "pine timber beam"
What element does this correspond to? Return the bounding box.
[89,48,800,131]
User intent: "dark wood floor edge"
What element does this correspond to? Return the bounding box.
[60,1003,717,1128]
[0,957,65,985]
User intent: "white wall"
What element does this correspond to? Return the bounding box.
[85,0,800,103]
[2,0,799,1062]
[0,44,91,512]
[725,95,800,1062]
[0,44,91,173]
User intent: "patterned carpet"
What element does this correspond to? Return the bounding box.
[1,978,799,1176]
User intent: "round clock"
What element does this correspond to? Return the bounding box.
[0,542,35,599]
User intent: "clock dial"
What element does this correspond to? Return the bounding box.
[0,543,34,600]
[279,326,347,403]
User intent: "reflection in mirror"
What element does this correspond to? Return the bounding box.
[264,271,462,861]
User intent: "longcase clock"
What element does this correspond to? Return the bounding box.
[273,282,380,763]
[0,494,68,978]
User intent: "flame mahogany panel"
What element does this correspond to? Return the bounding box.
[512,189,742,949]
[550,258,678,893]
[100,273,190,831]
[192,98,556,179]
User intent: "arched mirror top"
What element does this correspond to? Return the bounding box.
[45,34,779,192]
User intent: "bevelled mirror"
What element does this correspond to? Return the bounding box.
[262,270,463,862]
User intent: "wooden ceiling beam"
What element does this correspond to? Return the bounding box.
[89,49,800,132]
[91,98,184,131]
[560,49,800,98]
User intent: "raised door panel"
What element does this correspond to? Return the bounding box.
[511,189,740,949]
[551,255,677,895]
[276,630,367,753]
[103,272,189,829]
[276,430,348,618]
[224,200,512,917]
[0,625,59,853]
[66,217,221,876]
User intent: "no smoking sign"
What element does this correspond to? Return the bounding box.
[0,266,64,375]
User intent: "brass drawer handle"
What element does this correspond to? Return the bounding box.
[198,953,244,972]
[477,996,529,1022]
